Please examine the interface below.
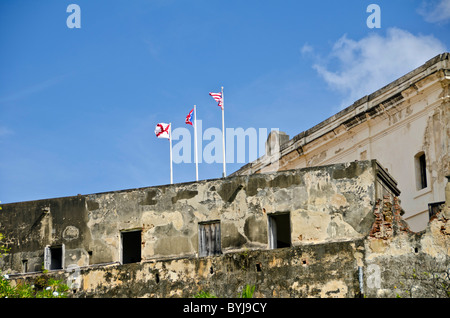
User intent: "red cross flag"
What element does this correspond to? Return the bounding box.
[155,123,171,139]
[155,122,173,184]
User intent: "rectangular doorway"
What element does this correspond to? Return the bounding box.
[268,213,291,249]
[44,245,64,270]
[121,230,142,264]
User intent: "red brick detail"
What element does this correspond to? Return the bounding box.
[369,196,411,239]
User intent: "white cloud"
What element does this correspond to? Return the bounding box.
[309,28,447,108]
[418,0,450,23]
[300,43,314,55]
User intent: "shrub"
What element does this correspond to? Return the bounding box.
[0,274,69,298]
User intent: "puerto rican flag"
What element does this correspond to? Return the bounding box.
[155,123,170,139]
[209,92,223,109]
[185,108,194,126]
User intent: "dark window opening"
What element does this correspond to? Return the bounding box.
[198,221,221,257]
[428,201,445,219]
[268,213,291,249]
[121,230,142,264]
[49,246,63,270]
[415,152,427,190]
[22,260,28,273]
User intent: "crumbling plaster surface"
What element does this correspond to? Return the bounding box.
[7,202,449,298]
[0,161,385,274]
[423,99,450,191]
[11,239,365,298]
[12,197,448,299]
[1,162,449,298]
[364,195,450,298]
[82,161,380,264]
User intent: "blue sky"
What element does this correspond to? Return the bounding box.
[1,0,449,203]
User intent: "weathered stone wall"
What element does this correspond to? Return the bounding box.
[0,196,91,273]
[5,198,449,298]
[0,160,392,274]
[2,161,448,298]
[363,193,450,298]
[10,239,365,298]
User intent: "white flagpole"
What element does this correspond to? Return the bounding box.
[221,86,226,178]
[194,105,199,181]
[169,123,173,184]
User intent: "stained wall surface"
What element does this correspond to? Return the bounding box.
[1,161,448,298]
[1,160,391,273]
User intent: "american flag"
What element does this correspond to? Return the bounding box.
[209,92,223,109]
[185,108,194,126]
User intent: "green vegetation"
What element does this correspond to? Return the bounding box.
[0,274,69,298]
[194,290,217,298]
[239,284,255,298]
[194,284,255,298]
